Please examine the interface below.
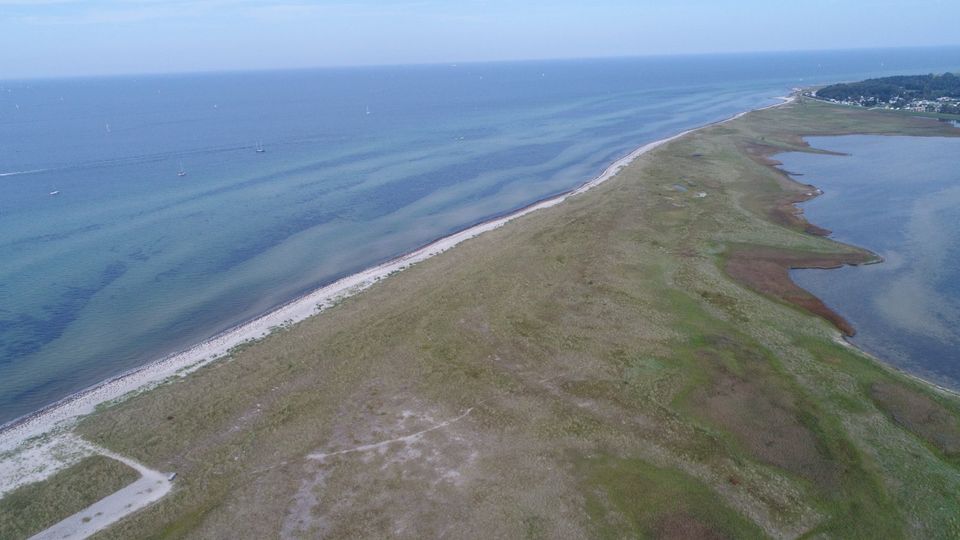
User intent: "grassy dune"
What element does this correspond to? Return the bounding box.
[17,99,960,538]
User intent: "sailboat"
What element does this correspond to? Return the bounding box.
[365,105,371,116]
[255,141,265,153]
[177,160,187,177]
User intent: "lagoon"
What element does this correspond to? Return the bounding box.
[786,133,960,388]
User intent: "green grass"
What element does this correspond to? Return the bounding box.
[4,98,956,538]
[578,456,767,539]
[0,456,139,539]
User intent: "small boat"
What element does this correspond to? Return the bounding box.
[49,190,60,196]
[255,141,265,153]
[177,160,187,177]
[365,105,371,115]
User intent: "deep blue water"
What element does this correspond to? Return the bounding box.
[785,135,960,389]
[3,48,960,424]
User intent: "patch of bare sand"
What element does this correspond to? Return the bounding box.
[283,399,481,539]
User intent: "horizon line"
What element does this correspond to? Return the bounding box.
[4,43,960,83]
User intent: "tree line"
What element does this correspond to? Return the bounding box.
[817,73,960,102]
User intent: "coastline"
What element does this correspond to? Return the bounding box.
[832,334,960,399]
[0,95,794,454]
[10,93,960,538]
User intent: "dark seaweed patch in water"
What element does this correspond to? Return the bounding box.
[196,148,387,200]
[578,113,673,139]
[152,208,342,281]
[126,149,388,223]
[2,223,104,249]
[127,248,151,262]
[0,261,127,364]
[216,209,341,273]
[0,371,84,413]
[179,142,572,277]
[340,141,570,222]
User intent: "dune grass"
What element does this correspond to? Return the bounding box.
[578,456,768,538]
[6,98,959,538]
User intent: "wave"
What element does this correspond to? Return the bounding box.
[0,168,48,177]
[0,142,266,179]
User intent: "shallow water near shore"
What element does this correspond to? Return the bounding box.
[3,48,960,424]
[785,134,960,389]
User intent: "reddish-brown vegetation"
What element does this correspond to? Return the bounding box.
[725,246,874,336]
[725,135,876,336]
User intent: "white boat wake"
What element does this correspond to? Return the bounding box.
[0,168,48,177]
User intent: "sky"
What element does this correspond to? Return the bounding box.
[2,0,960,79]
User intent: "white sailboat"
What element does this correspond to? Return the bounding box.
[255,141,265,153]
[177,160,187,177]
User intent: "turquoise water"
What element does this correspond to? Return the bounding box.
[3,49,960,424]
[785,134,960,388]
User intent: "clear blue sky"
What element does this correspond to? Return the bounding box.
[3,0,959,79]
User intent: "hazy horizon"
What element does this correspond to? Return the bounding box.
[2,45,960,83]
[3,0,960,80]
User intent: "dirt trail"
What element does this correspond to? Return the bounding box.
[308,408,475,461]
[29,440,171,540]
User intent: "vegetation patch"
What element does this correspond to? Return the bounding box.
[871,381,960,458]
[724,244,875,336]
[687,334,839,489]
[578,456,766,539]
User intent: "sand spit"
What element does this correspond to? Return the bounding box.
[0,95,795,479]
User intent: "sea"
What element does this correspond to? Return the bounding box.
[785,135,960,389]
[3,48,960,425]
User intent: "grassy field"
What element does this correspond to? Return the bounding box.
[0,455,138,538]
[6,99,960,539]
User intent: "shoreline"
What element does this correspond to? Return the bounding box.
[0,95,794,455]
[832,334,960,399]
[10,88,960,539]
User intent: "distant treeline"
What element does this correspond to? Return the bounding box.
[817,73,960,102]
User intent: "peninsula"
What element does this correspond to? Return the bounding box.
[3,97,960,539]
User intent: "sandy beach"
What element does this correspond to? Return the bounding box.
[0,94,794,470]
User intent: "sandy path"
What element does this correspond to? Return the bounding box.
[308,408,476,461]
[28,439,171,540]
